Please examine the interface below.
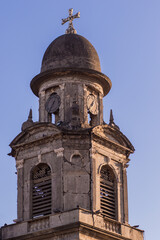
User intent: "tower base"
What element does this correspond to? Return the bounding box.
[1,208,143,240]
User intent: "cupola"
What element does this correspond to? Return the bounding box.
[41,34,101,73]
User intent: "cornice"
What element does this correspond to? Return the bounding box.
[92,132,132,157]
[30,67,112,97]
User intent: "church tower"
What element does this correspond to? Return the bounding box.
[1,9,144,240]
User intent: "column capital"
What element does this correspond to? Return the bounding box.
[16,159,24,169]
[54,147,64,157]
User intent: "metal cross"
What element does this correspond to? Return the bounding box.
[62,8,80,34]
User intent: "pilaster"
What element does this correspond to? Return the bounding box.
[16,159,24,221]
[39,90,46,122]
[122,163,129,223]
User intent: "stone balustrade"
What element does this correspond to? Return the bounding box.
[28,217,49,232]
[104,218,121,234]
[2,209,143,240]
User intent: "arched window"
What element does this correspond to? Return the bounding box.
[32,163,52,218]
[100,165,116,220]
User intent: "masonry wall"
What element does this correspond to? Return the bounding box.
[62,132,91,211]
[38,74,104,126]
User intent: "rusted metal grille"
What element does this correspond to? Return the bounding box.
[100,165,116,220]
[32,164,52,218]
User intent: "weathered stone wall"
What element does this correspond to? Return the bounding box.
[62,132,91,211]
[1,209,144,240]
[38,74,104,126]
[14,125,63,221]
[91,132,129,224]
[15,125,92,221]
[47,232,79,240]
[14,122,131,224]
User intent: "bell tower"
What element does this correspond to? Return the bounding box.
[1,9,144,240]
[31,32,111,128]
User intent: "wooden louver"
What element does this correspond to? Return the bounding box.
[100,165,116,220]
[32,164,52,218]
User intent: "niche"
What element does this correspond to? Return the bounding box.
[71,154,83,167]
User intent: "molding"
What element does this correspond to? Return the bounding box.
[16,159,24,169]
[1,209,144,240]
[54,147,64,157]
[92,142,126,162]
[11,133,61,152]
[89,148,98,158]
[38,154,42,163]
[59,83,65,90]
[98,162,119,183]
[39,90,45,98]
[30,68,111,97]
[70,150,82,162]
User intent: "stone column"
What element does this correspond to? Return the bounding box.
[117,181,122,222]
[83,84,88,125]
[99,92,103,125]
[39,90,46,122]
[90,148,99,212]
[77,83,84,125]
[53,148,64,212]
[59,84,65,122]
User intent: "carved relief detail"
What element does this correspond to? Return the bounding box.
[54,147,64,157]
[104,218,121,234]
[38,154,42,163]
[70,152,83,167]
[28,217,50,232]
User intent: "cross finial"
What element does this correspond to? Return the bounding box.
[62,8,80,34]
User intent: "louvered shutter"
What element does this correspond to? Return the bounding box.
[100,165,116,220]
[32,164,52,218]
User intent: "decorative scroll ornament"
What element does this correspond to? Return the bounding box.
[62,8,80,34]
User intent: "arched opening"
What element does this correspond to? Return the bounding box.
[100,165,117,220]
[52,114,55,124]
[88,112,91,125]
[31,163,52,218]
[88,112,97,126]
[48,111,58,124]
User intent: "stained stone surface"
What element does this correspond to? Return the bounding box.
[1,209,144,240]
[1,29,144,240]
[41,34,101,73]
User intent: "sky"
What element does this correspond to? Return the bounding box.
[0,1,160,239]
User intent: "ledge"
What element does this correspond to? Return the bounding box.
[1,208,143,240]
[30,68,112,97]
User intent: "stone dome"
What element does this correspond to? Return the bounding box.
[41,34,101,73]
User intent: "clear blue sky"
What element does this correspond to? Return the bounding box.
[0,1,160,239]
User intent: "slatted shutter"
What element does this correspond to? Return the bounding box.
[100,165,116,220]
[32,163,52,218]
